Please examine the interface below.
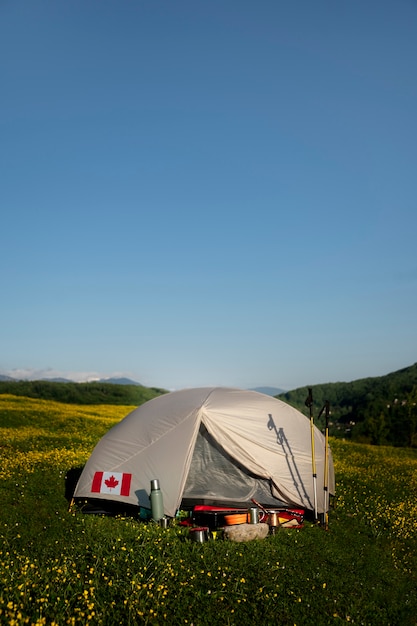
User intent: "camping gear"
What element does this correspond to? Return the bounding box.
[189,527,210,542]
[150,479,164,521]
[266,510,282,527]
[266,508,304,530]
[159,517,170,528]
[224,512,248,525]
[251,497,269,522]
[192,507,247,530]
[251,498,269,522]
[323,401,331,529]
[248,507,260,524]
[265,509,304,526]
[317,400,331,528]
[305,388,318,520]
[73,387,335,518]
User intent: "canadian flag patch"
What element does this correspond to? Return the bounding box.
[91,471,132,496]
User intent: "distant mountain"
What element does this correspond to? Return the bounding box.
[250,386,286,396]
[0,374,15,382]
[0,374,143,386]
[39,376,143,386]
[97,377,143,386]
[41,377,74,383]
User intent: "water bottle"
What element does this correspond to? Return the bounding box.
[150,479,164,521]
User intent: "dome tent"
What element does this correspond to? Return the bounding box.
[73,387,335,517]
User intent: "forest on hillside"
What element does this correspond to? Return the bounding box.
[0,379,167,406]
[278,363,417,447]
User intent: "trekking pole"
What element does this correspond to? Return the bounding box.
[305,388,318,521]
[323,401,330,530]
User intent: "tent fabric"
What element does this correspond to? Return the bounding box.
[74,387,335,517]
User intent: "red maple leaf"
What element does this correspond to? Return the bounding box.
[104,475,119,489]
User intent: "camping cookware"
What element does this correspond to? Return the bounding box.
[266,510,282,527]
[251,498,269,522]
[189,527,211,542]
[159,517,170,529]
[248,507,260,524]
[265,508,305,529]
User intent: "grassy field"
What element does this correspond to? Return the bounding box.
[0,394,416,625]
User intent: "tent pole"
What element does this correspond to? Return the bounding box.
[305,388,318,521]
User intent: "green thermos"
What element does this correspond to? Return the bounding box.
[150,479,164,521]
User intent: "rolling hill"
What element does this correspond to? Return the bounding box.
[278,362,417,447]
[1,363,416,446]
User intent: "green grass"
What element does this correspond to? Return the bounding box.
[1,394,416,625]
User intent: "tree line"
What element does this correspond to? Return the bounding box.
[1,363,417,446]
[0,379,167,406]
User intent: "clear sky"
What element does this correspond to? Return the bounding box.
[1,0,416,391]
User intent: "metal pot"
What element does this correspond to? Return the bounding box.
[159,517,170,529]
[250,498,269,523]
[266,510,282,527]
[189,527,211,543]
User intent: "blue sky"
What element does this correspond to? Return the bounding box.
[1,0,416,391]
